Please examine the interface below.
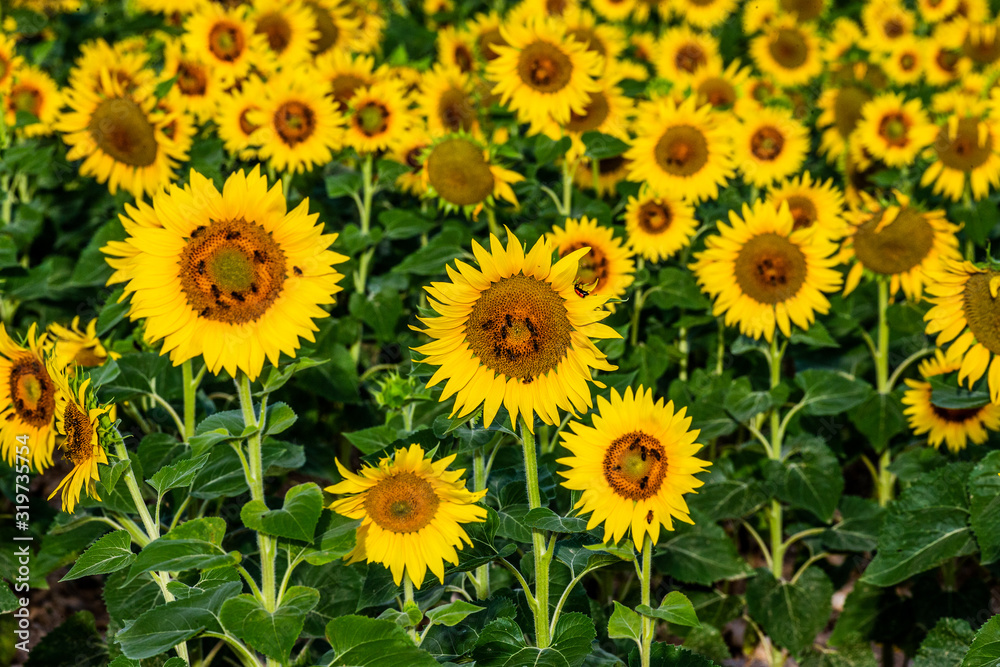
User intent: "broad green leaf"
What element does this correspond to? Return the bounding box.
[969,452,1000,565]
[656,517,752,585]
[264,402,297,436]
[798,644,878,667]
[220,586,319,662]
[823,496,884,552]
[523,508,589,533]
[426,600,485,627]
[849,392,906,453]
[166,517,227,545]
[627,643,720,667]
[581,131,629,159]
[688,477,768,521]
[0,582,18,613]
[62,530,134,581]
[790,321,839,348]
[303,513,360,566]
[536,134,572,163]
[929,378,991,409]
[636,591,700,628]
[683,626,731,664]
[723,377,773,424]
[765,437,843,522]
[146,453,210,496]
[344,425,399,455]
[963,614,1000,667]
[323,615,438,666]
[127,538,239,581]
[608,601,643,645]
[745,567,833,656]
[828,581,882,647]
[552,612,597,667]
[914,618,975,667]
[241,482,323,543]
[496,503,532,543]
[258,358,327,396]
[794,369,872,416]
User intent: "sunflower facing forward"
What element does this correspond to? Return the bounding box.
[731,106,809,188]
[855,93,937,168]
[921,100,1000,201]
[412,230,620,432]
[548,216,635,303]
[691,200,843,342]
[766,172,846,241]
[558,386,710,550]
[102,167,347,382]
[328,444,487,588]
[0,324,59,472]
[48,377,111,514]
[624,186,698,263]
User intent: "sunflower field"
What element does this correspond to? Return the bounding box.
[8,0,1000,665]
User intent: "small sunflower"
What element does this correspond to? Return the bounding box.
[562,7,627,66]
[918,0,960,23]
[421,134,523,217]
[674,0,740,29]
[389,124,432,196]
[343,79,415,155]
[925,25,970,87]
[417,65,478,136]
[183,4,265,85]
[591,0,635,22]
[625,96,735,204]
[216,75,268,160]
[960,19,1000,68]
[903,352,1000,454]
[102,167,348,382]
[881,36,925,86]
[557,386,710,550]
[856,93,937,168]
[750,17,822,87]
[68,38,156,96]
[766,172,846,241]
[816,82,874,162]
[841,192,961,302]
[821,17,863,64]
[315,49,381,110]
[691,59,752,112]
[573,155,631,198]
[0,33,23,94]
[548,216,635,303]
[548,66,633,158]
[732,106,808,188]
[306,0,360,55]
[343,0,386,54]
[437,25,477,74]
[920,101,1000,201]
[4,64,60,137]
[778,0,828,21]
[653,25,721,86]
[624,185,697,263]
[861,0,915,53]
[411,230,620,432]
[0,324,58,472]
[468,11,507,62]
[691,200,843,342]
[48,377,111,514]
[162,38,220,123]
[328,444,486,588]
[251,0,319,69]
[48,317,117,372]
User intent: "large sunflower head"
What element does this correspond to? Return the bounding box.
[732,105,808,188]
[925,23,972,86]
[624,185,698,263]
[48,376,111,514]
[102,167,348,382]
[4,64,61,138]
[558,386,710,550]
[921,101,1000,201]
[856,93,937,168]
[691,200,843,342]
[421,134,524,217]
[327,444,487,588]
[765,171,846,241]
[183,4,265,85]
[412,230,621,432]
[0,324,59,472]
[344,79,415,155]
[880,35,926,86]
[750,17,822,87]
[547,216,635,303]
[902,351,1000,454]
[48,317,117,373]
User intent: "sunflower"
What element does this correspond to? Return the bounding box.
[487,17,603,128]
[0,33,23,94]
[162,38,220,123]
[557,386,710,550]
[68,38,155,95]
[691,200,843,342]
[691,59,752,112]
[861,0,915,53]
[411,230,620,432]
[750,18,822,87]
[624,185,697,263]
[508,0,581,22]
[102,167,348,382]
[251,69,345,174]
[962,19,1000,69]
[821,17,863,64]
[315,50,381,110]
[48,377,111,514]
[921,101,1000,201]
[766,172,846,241]
[550,66,633,158]
[731,106,808,188]
[562,7,627,66]
[421,134,523,217]
[841,192,961,302]
[674,0,740,29]
[343,0,386,54]
[389,124,432,196]
[925,24,970,86]
[903,352,1000,454]
[57,70,187,200]
[305,0,359,55]
[855,93,937,168]
[0,324,58,473]
[343,79,415,155]
[591,0,635,22]
[573,155,631,198]
[918,0,960,24]
[328,444,486,588]
[417,65,478,136]
[816,82,874,163]
[216,75,268,159]
[881,35,925,86]
[183,4,265,85]
[625,96,734,204]
[653,25,721,86]
[435,25,477,75]
[547,217,635,303]
[4,64,60,137]
[251,0,319,70]
[468,11,507,62]
[48,317,117,372]
[631,0,670,23]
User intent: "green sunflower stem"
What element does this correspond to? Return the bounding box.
[874,280,896,507]
[767,335,785,580]
[520,418,551,648]
[678,326,689,382]
[403,573,420,644]
[630,288,645,347]
[181,360,204,442]
[472,447,491,600]
[561,158,574,217]
[639,534,654,667]
[360,152,375,236]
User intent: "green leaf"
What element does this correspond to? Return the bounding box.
[822,496,885,552]
[828,581,882,647]
[258,358,327,396]
[128,538,238,581]
[378,209,435,240]
[535,135,572,164]
[963,614,1000,667]
[969,451,1000,565]
[167,517,227,545]
[929,378,991,409]
[582,131,629,159]
[220,586,319,662]
[325,169,363,198]
[241,482,323,543]
[146,453,211,496]
[636,591,700,628]
[61,530,134,581]
[608,601,643,645]
[914,618,975,667]
[688,477,768,521]
[0,581,19,613]
[523,508,589,533]
[628,643,721,667]
[745,567,833,656]
[552,612,597,667]
[723,377,773,424]
[344,424,399,455]
[426,600,485,627]
[794,369,872,416]
[656,518,751,585]
[265,402,297,436]
[323,615,438,666]
[849,392,906,453]
[765,436,843,522]
[303,513,361,566]
[790,321,839,348]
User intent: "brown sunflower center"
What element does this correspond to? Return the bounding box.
[675,43,706,73]
[274,101,316,146]
[9,355,55,429]
[256,12,292,53]
[355,102,389,136]
[88,97,158,167]
[239,106,260,135]
[734,233,808,304]
[477,28,506,61]
[329,74,366,109]
[750,126,785,161]
[931,403,985,423]
[964,32,1000,64]
[405,145,425,170]
[603,431,667,500]
[961,272,1000,355]
[937,117,993,171]
[852,207,934,276]
[364,471,440,533]
[779,0,824,20]
[878,112,910,146]
[936,48,961,73]
[178,218,287,324]
[784,195,818,230]
[698,77,736,108]
[454,44,474,73]
[465,274,573,381]
[883,18,904,38]
[426,137,495,206]
[518,41,573,93]
[566,91,610,133]
[208,22,245,62]
[769,28,809,69]
[307,1,339,54]
[177,62,208,96]
[0,56,8,84]
[654,125,709,177]
[438,87,475,132]
[568,27,605,56]
[61,401,94,466]
[561,242,608,287]
[638,201,672,234]
[833,85,871,140]
[598,155,627,174]
[900,53,916,70]
[546,0,567,14]
[10,85,41,116]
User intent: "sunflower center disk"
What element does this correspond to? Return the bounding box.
[209,23,245,61]
[962,272,1000,355]
[675,44,706,73]
[177,62,208,96]
[256,13,292,52]
[562,242,608,286]
[779,0,823,20]
[655,125,709,177]
[751,126,785,161]
[603,431,667,501]
[734,232,808,305]
[454,44,474,73]
[853,207,934,275]
[478,29,504,61]
[426,137,495,206]
[307,0,339,53]
[356,102,389,136]
[466,274,573,381]
[331,75,365,108]
[937,117,993,171]
[439,88,475,132]
[62,402,94,466]
[699,78,735,108]
[566,92,610,133]
[518,41,572,93]
[785,195,818,230]
[878,113,910,146]
[638,202,672,234]
[900,54,916,70]
[239,107,260,135]
[178,218,287,324]
[88,97,159,167]
[274,101,316,146]
[364,471,440,533]
[598,155,626,174]
[11,87,40,115]
[931,403,984,423]
[770,28,808,68]
[9,355,55,428]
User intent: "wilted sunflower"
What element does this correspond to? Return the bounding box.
[0,324,58,472]
[412,230,620,432]
[344,79,415,154]
[921,101,1000,201]
[558,386,710,550]
[856,93,936,168]
[626,96,734,204]
[691,200,843,342]
[766,172,846,241]
[306,0,360,55]
[624,186,698,263]
[903,351,1000,454]
[422,134,523,217]
[216,76,268,160]
[48,377,110,514]
[328,443,486,588]
[4,64,61,137]
[487,16,603,127]
[548,216,635,303]
[732,106,808,188]
[653,25,721,85]
[102,167,348,382]
[251,0,319,70]
[184,4,265,85]
[750,17,822,87]
[416,65,478,135]
[48,317,116,372]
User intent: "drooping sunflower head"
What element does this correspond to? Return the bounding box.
[344,79,415,155]
[766,171,846,241]
[421,134,524,217]
[0,324,59,472]
[4,64,61,138]
[921,101,1000,201]
[412,230,621,432]
[48,317,117,374]
[856,93,937,168]
[558,386,710,550]
[624,185,698,263]
[48,376,111,514]
[102,167,348,382]
[691,200,843,342]
[327,443,487,588]
[750,17,822,86]
[732,105,809,188]
[547,216,635,303]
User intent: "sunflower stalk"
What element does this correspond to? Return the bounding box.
[472,446,491,600]
[520,418,552,648]
[766,335,785,581]
[403,573,421,644]
[561,158,575,217]
[359,152,375,236]
[639,534,654,667]
[181,360,205,442]
[874,279,896,507]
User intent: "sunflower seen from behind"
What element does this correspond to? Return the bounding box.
[624,186,697,263]
[328,444,487,588]
[422,134,523,217]
[548,216,635,303]
[0,324,58,472]
[48,376,111,514]
[558,386,710,550]
[102,167,348,382]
